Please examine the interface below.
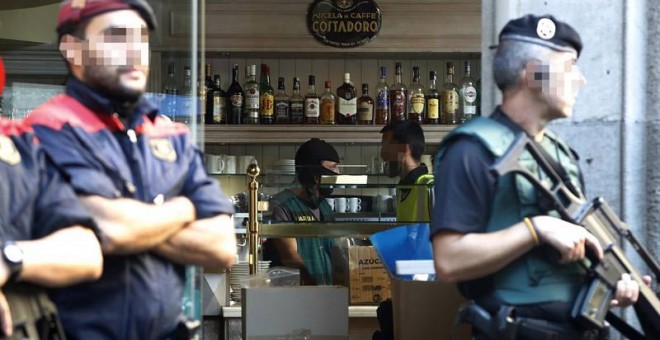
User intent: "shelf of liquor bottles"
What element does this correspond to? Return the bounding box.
[203,124,456,145]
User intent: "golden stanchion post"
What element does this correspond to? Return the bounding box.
[246,161,260,276]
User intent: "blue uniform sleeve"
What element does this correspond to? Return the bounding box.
[32,147,100,240]
[33,125,120,198]
[180,145,234,219]
[430,136,498,237]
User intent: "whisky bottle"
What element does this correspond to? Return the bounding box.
[336,73,357,124]
[162,62,178,121]
[289,77,304,124]
[357,83,374,125]
[226,64,244,124]
[459,61,477,122]
[304,75,320,124]
[259,64,275,124]
[206,75,226,124]
[204,64,213,92]
[375,66,389,125]
[441,62,460,124]
[389,62,407,122]
[196,80,206,124]
[243,65,260,124]
[320,81,336,125]
[274,77,290,124]
[407,66,425,123]
[425,71,440,124]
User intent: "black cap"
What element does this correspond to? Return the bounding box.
[295,138,339,176]
[497,14,582,56]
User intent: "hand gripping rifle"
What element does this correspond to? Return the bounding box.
[490,132,660,340]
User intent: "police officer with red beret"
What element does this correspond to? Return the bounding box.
[26,1,237,339]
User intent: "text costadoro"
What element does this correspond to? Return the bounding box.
[312,20,379,34]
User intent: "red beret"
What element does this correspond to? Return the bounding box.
[56,0,157,37]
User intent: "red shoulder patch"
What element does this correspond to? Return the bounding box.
[26,94,118,133]
[0,117,33,136]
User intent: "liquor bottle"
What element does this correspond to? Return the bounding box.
[180,66,193,124]
[425,71,440,124]
[196,80,206,124]
[204,64,213,92]
[243,65,260,124]
[441,62,460,124]
[226,64,244,124]
[357,83,374,125]
[320,81,336,125]
[274,77,290,124]
[336,73,357,124]
[162,62,178,121]
[289,77,304,124]
[407,66,425,123]
[459,61,478,122]
[389,62,407,122]
[375,66,389,125]
[304,75,320,125]
[206,75,226,124]
[259,64,275,124]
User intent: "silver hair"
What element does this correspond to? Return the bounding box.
[493,40,554,92]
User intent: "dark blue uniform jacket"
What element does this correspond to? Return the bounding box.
[26,77,234,340]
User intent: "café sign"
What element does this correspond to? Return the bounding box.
[307,0,382,48]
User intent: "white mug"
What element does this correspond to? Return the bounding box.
[204,154,225,174]
[335,197,348,213]
[348,197,362,213]
[224,155,237,174]
[325,198,335,212]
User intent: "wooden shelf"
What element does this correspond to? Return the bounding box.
[203,124,456,145]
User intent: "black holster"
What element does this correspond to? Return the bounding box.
[3,284,65,340]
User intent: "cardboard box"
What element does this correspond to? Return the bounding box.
[391,279,471,340]
[332,245,392,304]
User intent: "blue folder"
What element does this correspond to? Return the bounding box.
[369,223,434,280]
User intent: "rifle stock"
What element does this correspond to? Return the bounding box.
[491,132,660,339]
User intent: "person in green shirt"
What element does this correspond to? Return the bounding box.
[264,138,340,285]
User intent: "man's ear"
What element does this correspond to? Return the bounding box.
[59,34,83,66]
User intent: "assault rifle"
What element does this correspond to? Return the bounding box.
[491,132,660,339]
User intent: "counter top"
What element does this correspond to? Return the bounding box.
[221,305,378,318]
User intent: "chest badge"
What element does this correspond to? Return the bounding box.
[149,139,177,162]
[0,136,21,166]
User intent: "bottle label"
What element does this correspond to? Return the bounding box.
[358,102,373,121]
[275,101,289,119]
[442,90,459,114]
[321,99,335,121]
[291,102,304,121]
[427,98,439,119]
[245,88,259,109]
[260,94,274,116]
[392,91,406,114]
[338,97,357,117]
[230,94,243,108]
[305,98,320,117]
[464,86,477,103]
[411,94,425,114]
[213,96,226,122]
[377,91,389,109]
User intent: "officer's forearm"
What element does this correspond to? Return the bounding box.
[16,226,103,287]
[152,214,236,268]
[432,223,536,282]
[80,195,195,254]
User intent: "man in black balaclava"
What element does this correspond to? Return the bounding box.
[265,138,340,285]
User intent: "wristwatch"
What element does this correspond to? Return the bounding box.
[2,241,23,283]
